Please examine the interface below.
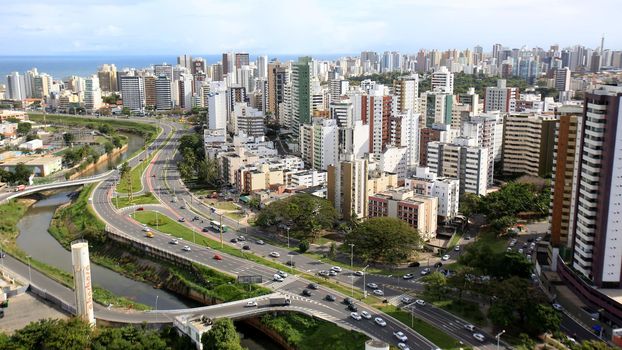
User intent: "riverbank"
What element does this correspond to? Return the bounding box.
[67,143,128,180]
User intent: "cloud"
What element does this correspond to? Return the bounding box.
[0,0,620,54]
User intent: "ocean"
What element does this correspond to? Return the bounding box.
[0,54,350,84]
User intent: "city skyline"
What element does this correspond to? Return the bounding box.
[2,0,621,55]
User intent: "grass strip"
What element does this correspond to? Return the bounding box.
[112,192,159,209]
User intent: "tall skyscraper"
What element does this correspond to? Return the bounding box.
[222,52,235,76]
[177,54,193,69]
[291,57,311,136]
[155,75,172,111]
[83,75,102,112]
[256,55,268,79]
[235,53,250,69]
[327,153,368,219]
[120,75,145,113]
[393,74,419,113]
[553,67,571,92]
[143,75,156,109]
[6,72,25,100]
[97,64,118,92]
[154,64,173,80]
[569,85,622,287]
[208,90,227,130]
[430,66,454,94]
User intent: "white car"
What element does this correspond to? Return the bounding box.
[373,289,384,296]
[441,254,450,261]
[142,227,151,232]
[473,333,485,342]
[402,273,414,280]
[329,270,337,276]
[397,343,410,350]
[169,239,179,245]
[366,282,378,289]
[464,324,476,331]
[374,317,387,327]
[360,310,372,319]
[350,312,362,320]
[454,245,461,251]
[393,331,408,342]
[552,303,564,311]
[245,301,257,307]
[273,274,284,282]
[415,299,426,306]
[269,252,280,258]
[354,271,364,276]
[277,270,288,278]
[182,245,191,251]
[331,266,342,272]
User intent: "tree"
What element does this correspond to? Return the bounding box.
[343,217,421,265]
[9,318,91,350]
[298,240,310,253]
[13,163,32,185]
[119,162,130,180]
[17,122,32,136]
[91,325,168,350]
[112,136,123,148]
[422,271,447,301]
[490,215,518,235]
[524,304,561,335]
[328,242,337,259]
[121,107,131,116]
[201,318,243,350]
[63,132,75,146]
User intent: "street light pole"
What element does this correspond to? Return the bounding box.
[362,265,369,299]
[286,227,290,249]
[496,330,505,350]
[26,255,32,285]
[155,295,159,311]
[350,244,355,297]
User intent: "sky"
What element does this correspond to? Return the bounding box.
[1,0,621,55]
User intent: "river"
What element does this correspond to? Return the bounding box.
[14,131,281,348]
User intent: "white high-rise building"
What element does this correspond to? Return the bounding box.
[155,75,172,111]
[427,136,488,195]
[299,118,338,171]
[484,79,519,113]
[460,113,502,185]
[6,72,25,100]
[177,73,193,110]
[393,74,419,113]
[257,55,268,80]
[208,90,227,130]
[431,66,454,94]
[120,75,145,113]
[405,166,460,221]
[83,75,102,112]
[71,241,95,326]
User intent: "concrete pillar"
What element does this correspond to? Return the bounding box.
[71,241,95,326]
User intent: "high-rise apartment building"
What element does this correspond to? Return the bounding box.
[267,62,288,122]
[430,66,454,94]
[256,55,268,79]
[405,166,460,221]
[327,153,368,220]
[120,75,145,113]
[428,136,489,195]
[83,75,102,112]
[155,75,172,111]
[549,105,583,248]
[299,118,338,171]
[502,113,557,177]
[177,54,193,69]
[6,72,25,100]
[97,64,117,92]
[569,86,622,287]
[208,90,227,130]
[553,67,571,92]
[420,90,453,128]
[484,79,519,113]
[154,64,173,81]
[461,113,502,186]
[393,74,419,113]
[143,75,156,109]
[235,53,250,69]
[291,57,311,137]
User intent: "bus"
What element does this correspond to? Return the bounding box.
[209,220,229,233]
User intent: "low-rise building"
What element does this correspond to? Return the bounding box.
[0,154,62,176]
[368,189,438,240]
[0,122,17,138]
[286,169,327,188]
[0,110,28,122]
[18,139,43,151]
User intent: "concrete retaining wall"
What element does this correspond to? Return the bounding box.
[29,283,76,315]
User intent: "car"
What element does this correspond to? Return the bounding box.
[507,247,513,252]
[343,297,354,305]
[473,333,485,342]
[552,303,564,311]
[434,262,443,268]
[180,205,186,209]
[230,238,239,243]
[302,289,312,297]
[464,235,472,240]
[331,266,342,272]
[245,301,257,307]
[354,271,364,276]
[403,273,414,280]
[286,260,296,266]
[374,317,387,327]
[202,227,210,232]
[277,270,288,278]
[400,296,414,304]
[420,268,431,275]
[536,236,543,242]
[273,274,284,282]
[360,310,372,319]
[269,252,280,258]
[192,216,199,221]
[454,245,461,251]
[329,270,337,276]
[242,245,251,250]
[325,294,336,302]
[393,331,408,342]
[178,217,185,222]
[408,261,421,267]
[136,207,144,211]
[238,236,246,241]
[518,248,524,254]
[169,239,179,245]
[350,312,362,320]
[347,304,358,312]
[415,299,426,306]
[142,226,151,232]
[213,254,222,260]
[397,343,410,350]
[308,283,318,290]
[182,245,191,252]
[527,237,534,243]
[441,254,450,261]
[366,282,378,289]
[373,289,384,296]
[256,240,265,245]
[318,270,330,277]
[464,324,476,331]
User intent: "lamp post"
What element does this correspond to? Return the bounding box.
[496,329,506,350]
[26,255,32,285]
[155,295,159,311]
[349,244,355,297]
[362,265,369,298]
[286,227,290,249]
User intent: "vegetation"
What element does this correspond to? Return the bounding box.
[260,312,368,350]
[177,133,219,188]
[102,93,121,105]
[17,122,32,136]
[256,193,338,242]
[112,192,159,208]
[0,163,32,185]
[460,182,550,234]
[62,145,102,167]
[419,72,530,96]
[343,217,421,265]
[347,71,409,85]
[0,318,192,350]
[201,318,243,350]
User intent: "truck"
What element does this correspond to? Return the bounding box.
[269,297,291,306]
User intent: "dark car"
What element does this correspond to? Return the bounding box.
[434,262,443,268]
[202,227,210,232]
[343,297,353,305]
[242,245,251,250]
[302,289,312,297]
[325,294,336,302]
[230,238,238,243]
[286,260,296,266]
[308,283,318,290]
[347,304,358,312]
[408,261,421,267]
